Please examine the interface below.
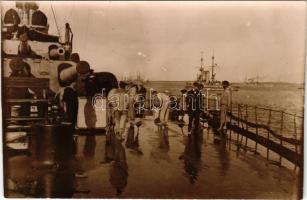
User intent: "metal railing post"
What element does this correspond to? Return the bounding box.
[266,110,272,161]
[254,106,258,154]
[279,111,284,166]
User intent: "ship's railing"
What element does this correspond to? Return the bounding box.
[208,102,303,169]
[143,85,303,169]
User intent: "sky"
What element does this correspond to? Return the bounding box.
[2,1,306,83]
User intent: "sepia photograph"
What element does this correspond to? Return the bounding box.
[1,1,305,199]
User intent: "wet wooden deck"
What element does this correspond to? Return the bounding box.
[5,116,298,198]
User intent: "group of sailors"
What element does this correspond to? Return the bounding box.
[6,77,232,197]
[105,79,232,147]
[53,76,231,165]
[107,80,147,141]
[177,81,231,136]
[102,79,232,193]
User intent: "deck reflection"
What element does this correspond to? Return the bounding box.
[5,117,297,198]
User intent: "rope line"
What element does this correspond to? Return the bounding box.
[50,1,62,42]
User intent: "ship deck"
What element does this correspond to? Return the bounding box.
[6,116,298,198]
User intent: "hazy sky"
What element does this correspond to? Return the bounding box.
[2,1,306,83]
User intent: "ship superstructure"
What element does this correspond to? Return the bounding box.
[196,51,220,87]
[2,2,118,130]
[2,2,86,92]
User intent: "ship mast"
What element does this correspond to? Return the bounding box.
[211,49,217,83]
[196,52,204,83]
[200,51,204,72]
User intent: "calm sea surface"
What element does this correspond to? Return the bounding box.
[145,81,304,115]
[145,81,304,138]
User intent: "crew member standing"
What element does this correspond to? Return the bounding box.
[134,80,147,119]
[127,82,136,126]
[55,82,78,126]
[218,80,232,134]
[186,82,204,133]
[108,81,129,141]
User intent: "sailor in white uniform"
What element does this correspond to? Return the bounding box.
[218,80,232,133]
[108,81,129,141]
[152,90,171,147]
[152,90,171,125]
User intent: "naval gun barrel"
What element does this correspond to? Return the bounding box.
[49,47,65,58]
[59,61,90,84]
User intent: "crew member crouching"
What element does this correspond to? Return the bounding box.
[152,90,171,147]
